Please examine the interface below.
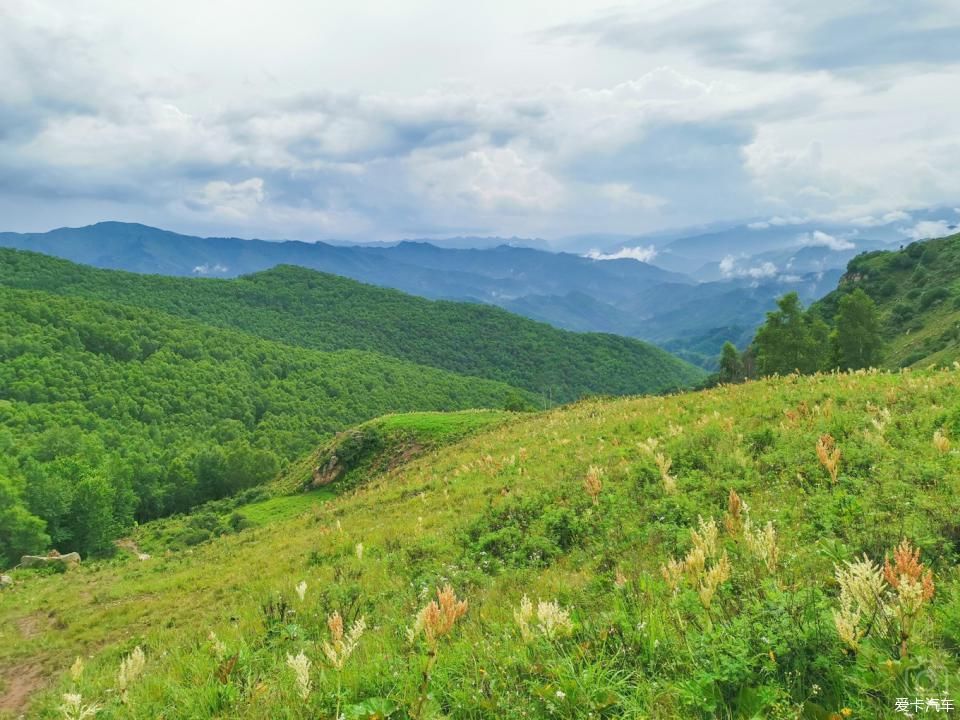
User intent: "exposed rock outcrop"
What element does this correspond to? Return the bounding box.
[19,552,81,569]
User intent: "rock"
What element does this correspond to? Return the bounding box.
[0,574,12,589]
[19,552,81,569]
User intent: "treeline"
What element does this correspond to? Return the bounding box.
[714,232,960,382]
[714,288,882,383]
[0,287,532,565]
[0,249,704,401]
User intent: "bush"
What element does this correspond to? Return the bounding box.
[919,287,950,310]
[463,495,587,570]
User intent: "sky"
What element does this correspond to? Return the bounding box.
[2,0,959,246]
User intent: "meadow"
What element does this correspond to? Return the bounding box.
[4,367,960,718]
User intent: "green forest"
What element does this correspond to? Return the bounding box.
[0,249,704,402]
[0,285,533,564]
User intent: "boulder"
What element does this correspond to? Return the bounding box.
[19,552,81,569]
[0,574,12,589]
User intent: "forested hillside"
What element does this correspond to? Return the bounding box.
[0,286,533,564]
[0,249,704,401]
[710,233,960,382]
[811,232,960,367]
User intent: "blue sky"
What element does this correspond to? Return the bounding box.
[1,0,958,245]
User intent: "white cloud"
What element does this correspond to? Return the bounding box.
[796,229,855,251]
[585,245,658,263]
[1,2,960,240]
[849,210,912,227]
[901,220,954,241]
[192,263,229,275]
[719,255,778,279]
[747,261,778,279]
[190,178,265,221]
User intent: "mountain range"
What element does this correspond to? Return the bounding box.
[3,207,957,368]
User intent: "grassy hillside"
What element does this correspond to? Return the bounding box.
[4,368,960,718]
[812,232,960,368]
[0,285,533,562]
[0,249,705,401]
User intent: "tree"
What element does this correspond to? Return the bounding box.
[832,289,882,370]
[68,474,118,556]
[0,476,50,567]
[753,293,827,376]
[717,342,744,383]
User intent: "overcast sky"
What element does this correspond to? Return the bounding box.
[2,0,959,244]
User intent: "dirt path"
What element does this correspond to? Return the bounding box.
[0,662,45,716]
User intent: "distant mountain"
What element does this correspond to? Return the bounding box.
[0,221,686,306]
[9,214,953,369]
[0,248,705,401]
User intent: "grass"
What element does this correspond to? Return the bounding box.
[4,369,960,718]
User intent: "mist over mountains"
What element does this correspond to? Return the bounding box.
[3,206,956,368]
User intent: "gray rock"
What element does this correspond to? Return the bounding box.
[0,574,12,588]
[19,552,82,569]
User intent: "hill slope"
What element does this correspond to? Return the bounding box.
[0,285,533,562]
[3,368,960,718]
[0,249,705,400]
[811,231,960,367]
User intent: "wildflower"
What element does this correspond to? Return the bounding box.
[724,489,746,536]
[208,631,227,660]
[833,556,887,650]
[884,539,935,656]
[816,434,841,483]
[583,465,604,505]
[833,593,863,651]
[697,551,731,609]
[116,646,145,703]
[933,428,950,454]
[744,520,779,574]
[691,516,719,559]
[59,692,101,720]
[660,558,684,593]
[70,657,84,682]
[653,452,677,494]
[355,542,364,561]
[295,580,307,601]
[683,544,706,581]
[536,599,574,639]
[638,438,659,454]
[286,650,312,701]
[884,539,935,602]
[514,594,534,641]
[410,585,468,649]
[321,612,366,670]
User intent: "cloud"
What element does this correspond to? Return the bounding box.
[192,263,229,275]
[1,2,959,241]
[747,215,806,229]
[188,178,266,221]
[796,230,855,251]
[901,220,955,240]
[719,255,779,278]
[848,210,912,227]
[585,245,658,263]
[541,1,960,74]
